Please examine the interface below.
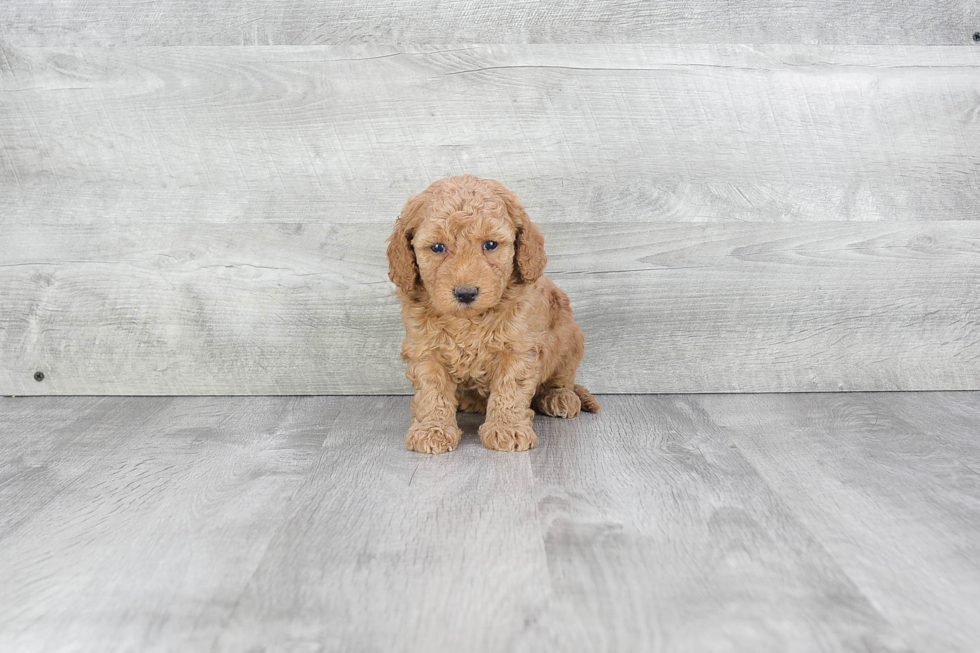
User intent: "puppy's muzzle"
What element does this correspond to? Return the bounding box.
[453,286,479,305]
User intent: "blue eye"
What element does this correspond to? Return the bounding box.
[430,243,446,253]
[483,240,498,251]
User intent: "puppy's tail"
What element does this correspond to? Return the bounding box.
[574,385,601,413]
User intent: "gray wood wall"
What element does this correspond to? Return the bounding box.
[2,4,979,395]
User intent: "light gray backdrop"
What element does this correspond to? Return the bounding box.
[2,3,979,395]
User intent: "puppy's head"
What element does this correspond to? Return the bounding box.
[387,175,546,316]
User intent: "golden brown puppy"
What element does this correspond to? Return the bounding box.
[387,175,599,454]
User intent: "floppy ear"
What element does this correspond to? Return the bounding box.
[387,192,428,293]
[487,179,546,284]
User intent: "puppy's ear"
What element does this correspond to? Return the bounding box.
[515,218,546,284]
[487,180,546,284]
[387,192,428,293]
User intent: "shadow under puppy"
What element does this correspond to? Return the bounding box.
[387,175,599,454]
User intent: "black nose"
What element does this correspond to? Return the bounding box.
[453,286,479,304]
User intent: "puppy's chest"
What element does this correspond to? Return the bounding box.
[436,336,502,386]
[431,324,520,387]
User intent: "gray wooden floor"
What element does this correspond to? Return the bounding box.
[1,393,978,652]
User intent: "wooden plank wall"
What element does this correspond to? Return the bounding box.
[2,2,978,45]
[1,5,979,395]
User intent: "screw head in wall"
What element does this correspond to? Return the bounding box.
[34,371,45,382]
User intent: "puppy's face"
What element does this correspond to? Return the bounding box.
[387,175,547,317]
[412,206,516,316]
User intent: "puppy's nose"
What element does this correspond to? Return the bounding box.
[453,286,479,304]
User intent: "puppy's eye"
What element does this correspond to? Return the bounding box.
[430,243,446,254]
[483,240,498,251]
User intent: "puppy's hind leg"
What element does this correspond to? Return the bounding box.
[534,381,600,417]
[573,384,600,413]
[531,358,586,419]
[533,369,601,418]
[533,381,581,418]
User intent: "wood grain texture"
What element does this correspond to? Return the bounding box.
[1,0,977,46]
[4,394,955,651]
[0,397,131,537]
[3,44,979,394]
[2,220,978,395]
[2,45,979,224]
[524,395,909,651]
[213,400,551,652]
[0,395,345,652]
[699,392,980,653]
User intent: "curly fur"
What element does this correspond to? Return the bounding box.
[387,175,599,454]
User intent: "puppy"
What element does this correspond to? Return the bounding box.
[387,175,599,453]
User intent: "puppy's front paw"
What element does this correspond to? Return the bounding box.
[479,421,537,452]
[406,422,461,454]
